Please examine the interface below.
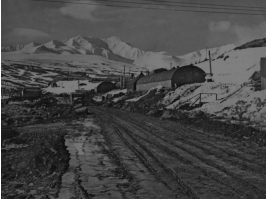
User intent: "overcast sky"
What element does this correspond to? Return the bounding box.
[1,0,266,55]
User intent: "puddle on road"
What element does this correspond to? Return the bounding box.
[58,118,128,199]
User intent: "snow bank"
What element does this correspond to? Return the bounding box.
[104,89,127,96]
[163,82,266,123]
[196,47,266,84]
[198,89,266,122]
[164,83,240,109]
[43,80,101,94]
[127,85,163,102]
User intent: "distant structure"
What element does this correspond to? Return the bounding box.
[21,87,41,99]
[136,65,206,91]
[150,68,167,75]
[261,58,266,90]
[94,81,116,93]
[127,72,145,92]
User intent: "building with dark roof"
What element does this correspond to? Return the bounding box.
[136,65,206,91]
[21,87,42,98]
[127,72,145,92]
[94,81,116,93]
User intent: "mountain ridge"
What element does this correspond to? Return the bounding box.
[2,36,265,70]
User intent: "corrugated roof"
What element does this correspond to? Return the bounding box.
[137,68,177,84]
[127,72,145,86]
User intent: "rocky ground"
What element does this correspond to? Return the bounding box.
[99,88,266,147]
[2,89,266,198]
[87,107,266,199]
[1,123,69,199]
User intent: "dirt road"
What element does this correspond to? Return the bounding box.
[87,106,266,199]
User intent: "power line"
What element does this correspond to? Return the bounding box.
[93,0,266,12]
[33,0,266,16]
[117,0,266,10]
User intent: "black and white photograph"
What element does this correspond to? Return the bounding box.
[1,0,266,198]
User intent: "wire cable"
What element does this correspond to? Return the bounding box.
[106,0,266,10]
[94,0,266,12]
[33,0,266,16]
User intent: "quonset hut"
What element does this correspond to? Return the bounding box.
[94,81,116,93]
[127,72,145,92]
[136,65,206,91]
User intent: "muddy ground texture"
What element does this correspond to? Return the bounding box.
[1,96,74,127]
[1,96,85,199]
[2,89,266,198]
[99,89,266,147]
[87,107,266,199]
[1,125,69,199]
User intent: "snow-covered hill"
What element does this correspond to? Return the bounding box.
[1,35,189,69]
[1,44,26,52]
[0,35,241,70]
[178,44,236,65]
[195,47,266,84]
[2,36,266,85]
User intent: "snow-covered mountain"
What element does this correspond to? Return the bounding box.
[2,35,133,64]
[195,46,266,84]
[178,44,236,65]
[1,35,189,70]
[1,44,26,52]
[2,35,266,84]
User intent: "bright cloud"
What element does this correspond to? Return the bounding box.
[209,20,266,45]
[209,21,231,32]
[59,1,98,21]
[10,28,51,39]
[233,21,266,45]
[5,28,51,44]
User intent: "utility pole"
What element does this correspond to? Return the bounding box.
[123,65,125,89]
[208,51,212,75]
[120,71,122,89]
[206,47,208,60]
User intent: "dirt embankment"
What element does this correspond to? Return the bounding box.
[88,107,266,199]
[99,88,266,147]
[1,124,69,199]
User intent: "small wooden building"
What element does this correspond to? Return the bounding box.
[94,81,116,93]
[21,87,41,98]
[136,65,206,91]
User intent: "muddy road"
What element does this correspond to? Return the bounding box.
[84,106,266,199]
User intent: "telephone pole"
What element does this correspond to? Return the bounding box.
[123,65,125,89]
[208,51,212,75]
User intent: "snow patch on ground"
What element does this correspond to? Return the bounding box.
[127,85,163,102]
[43,80,101,94]
[196,47,266,84]
[163,82,266,123]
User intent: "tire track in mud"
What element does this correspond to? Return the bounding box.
[110,123,199,199]
[111,117,252,199]
[126,115,266,174]
[89,107,266,199]
[97,113,178,199]
[124,111,266,169]
[113,116,266,199]
[113,119,249,198]
[126,112,266,164]
[98,114,193,199]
